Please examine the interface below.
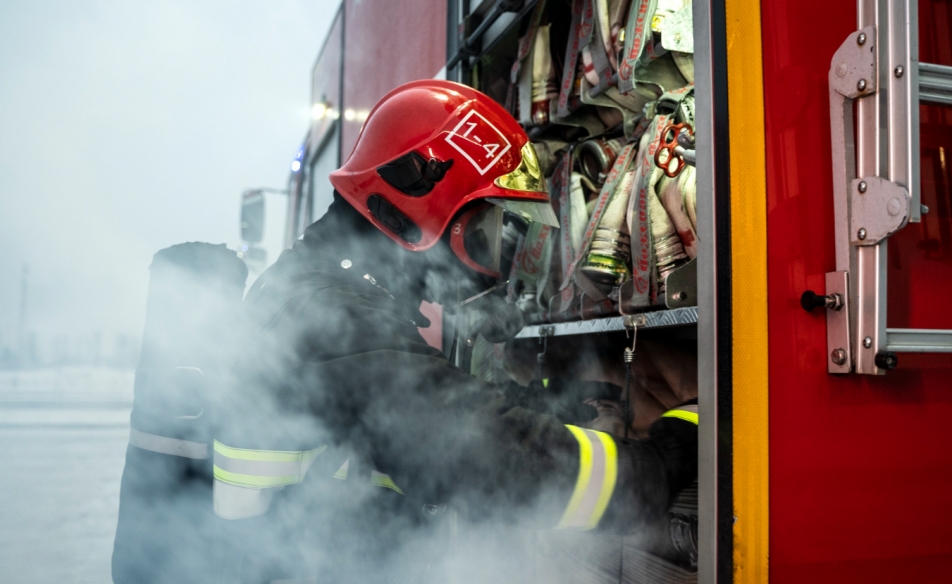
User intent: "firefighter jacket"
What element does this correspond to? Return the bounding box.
[212,200,698,583]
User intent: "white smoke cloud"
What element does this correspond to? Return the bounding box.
[0,0,339,352]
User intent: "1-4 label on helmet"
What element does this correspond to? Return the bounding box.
[445,110,512,175]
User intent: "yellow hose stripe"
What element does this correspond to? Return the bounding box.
[661,410,699,425]
[213,466,301,488]
[725,0,770,580]
[586,430,618,530]
[557,424,594,529]
[213,440,325,463]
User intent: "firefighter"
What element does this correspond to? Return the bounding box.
[212,80,697,583]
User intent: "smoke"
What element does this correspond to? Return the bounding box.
[0,4,699,582]
[0,2,340,582]
[0,0,338,359]
[107,235,570,584]
[105,204,698,584]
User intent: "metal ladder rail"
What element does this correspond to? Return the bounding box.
[825,0,952,374]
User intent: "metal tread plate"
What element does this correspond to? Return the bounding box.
[514,307,698,339]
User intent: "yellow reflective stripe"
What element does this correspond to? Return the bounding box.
[370,471,404,495]
[557,425,594,529]
[213,440,325,463]
[555,425,618,530]
[661,409,699,425]
[588,430,617,530]
[212,440,325,489]
[213,467,301,489]
[332,459,349,480]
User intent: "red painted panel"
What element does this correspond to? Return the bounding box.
[341,0,447,162]
[762,1,952,582]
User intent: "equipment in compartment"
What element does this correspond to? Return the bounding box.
[492,0,698,325]
[458,3,700,582]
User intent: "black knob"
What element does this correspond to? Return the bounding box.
[874,351,898,370]
[801,290,843,312]
[800,290,825,312]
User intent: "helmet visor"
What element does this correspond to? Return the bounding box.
[489,142,559,227]
[494,142,546,193]
[487,198,560,227]
[450,204,504,278]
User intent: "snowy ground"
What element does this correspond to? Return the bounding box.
[0,368,133,584]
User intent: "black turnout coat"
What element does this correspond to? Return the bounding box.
[213,201,698,583]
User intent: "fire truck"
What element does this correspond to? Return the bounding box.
[237,0,952,582]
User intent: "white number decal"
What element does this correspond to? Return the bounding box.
[445,110,512,175]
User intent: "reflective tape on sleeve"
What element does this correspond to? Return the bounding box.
[213,440,326,489]
[129,428,208,459]
[557,425,618,530]
[661,403,699,425]
[331,460,403,494]
[332,459,350,480]
[213,479,276,520]
[370,470,404,495]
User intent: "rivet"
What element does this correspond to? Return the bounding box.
[887,197,902,216]
[863,336,873,349]
[831,348,847,365]
[858,228,867,240]
[857,32,867,45]
[858,180,867,193]
[894,65,904,78]
[857,78,868,92]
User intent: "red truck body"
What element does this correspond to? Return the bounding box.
[764,1,952,581]
[259,1,952,581]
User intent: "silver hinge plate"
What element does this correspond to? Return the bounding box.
[850,177,911,245]
[825,271,852,374]
[830,25,877,99]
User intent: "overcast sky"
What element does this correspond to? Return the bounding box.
[0,0,339,354]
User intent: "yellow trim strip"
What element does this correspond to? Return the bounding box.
[586,430,618,530]
[661,409,699,425]
[557,425,594,529]
[370,471,405,495]
[726,0,770,580]
[332,459,350,480]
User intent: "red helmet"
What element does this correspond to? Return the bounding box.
[329,80,558,278]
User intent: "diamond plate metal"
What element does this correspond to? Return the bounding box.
[514,307,698,339]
